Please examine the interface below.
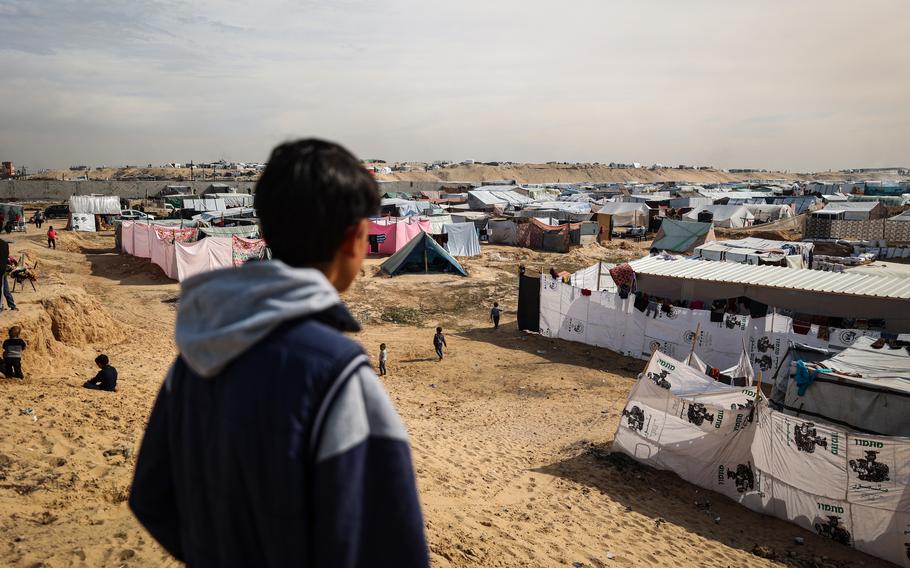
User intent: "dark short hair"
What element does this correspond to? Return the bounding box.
[436,327,442,333]
[95,354,109,365]
[254,139,380,266]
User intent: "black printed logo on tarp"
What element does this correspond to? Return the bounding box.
[683,330,697,343]
[815,515,851,546]
[646,369,671,390]
[756,337,773,352]
[794,422,828,453]
[622,406,645,431]
[839,330,858,345]
[564,318,584,334]
[724,314,745,329]
[725,461,755,493]
[753,354,773,372]
[648,340,662,353]
[686,403,715,426]
[849,450,890,483]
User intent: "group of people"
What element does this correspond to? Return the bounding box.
[1,324,116,388]
[375,301,502,376]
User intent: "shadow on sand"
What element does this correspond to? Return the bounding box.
[534,443,867,568]
[456,321,644,377]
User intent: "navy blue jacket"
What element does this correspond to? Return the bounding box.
[129,305,428,567]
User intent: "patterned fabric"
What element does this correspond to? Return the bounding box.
[154,227,198,244]
[609,262,636,287]
[232,236,266,266]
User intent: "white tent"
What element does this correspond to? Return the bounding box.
[596,202,650,227]
[742,204,794,223]
[443,222,481,257]
[684,205,755,228]
[69,195,121,232]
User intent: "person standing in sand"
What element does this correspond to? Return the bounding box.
[0,237,17,312]
[2,326,26,379]
[46,226,57,249]
[434,327,447,360]
[379,343,388,376]
[129,139,428,568]
[490,302,502,329]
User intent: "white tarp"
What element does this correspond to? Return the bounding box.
[597,202,649,227]
[442,223,481,257]
[175,238,233,281]
[70,213,96,232]
[684,205,755,228]
[184,198,226,212]
[69,195,121,215]
[613,351,910,567]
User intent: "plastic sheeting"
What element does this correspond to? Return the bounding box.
[487,219,517,245]
[539,271,882,382]
[613,351,910,568]
[175,238,233,281]
[442,223,480,257]
[366,218,432,255]
[69,195,121,215]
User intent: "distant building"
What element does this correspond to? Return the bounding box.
[1,162,13,179]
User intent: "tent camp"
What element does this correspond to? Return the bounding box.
[651,219,715,253]
[443,222,480,257]
[596,202,650,227]
[380,232,467,276]
[684,205,755,228]
[487,219,518,245]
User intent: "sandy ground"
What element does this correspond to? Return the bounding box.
[0,229,884,567]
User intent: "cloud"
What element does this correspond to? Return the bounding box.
[0,0,907,170]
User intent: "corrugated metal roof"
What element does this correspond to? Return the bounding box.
[628,256,910,299]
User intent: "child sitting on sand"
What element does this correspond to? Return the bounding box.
[2,326,26,379]
[83,354,117,392]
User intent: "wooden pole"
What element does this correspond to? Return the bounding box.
[754,370,763,405]
[596,261,602,291]
[687,322,701,366]
[424,247,428,273]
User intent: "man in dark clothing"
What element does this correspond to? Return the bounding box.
[434,327,447,360]
[129,139,428,568]
[83,354,117,391]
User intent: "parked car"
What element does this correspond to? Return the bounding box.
[43,204,70,219]
[118,209,156,221]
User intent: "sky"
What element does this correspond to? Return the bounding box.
[0,0,908,172]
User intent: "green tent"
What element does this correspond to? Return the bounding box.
[651,219,715,253]
[380,231,467,276]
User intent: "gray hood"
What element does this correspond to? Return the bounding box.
[176,260,341,378]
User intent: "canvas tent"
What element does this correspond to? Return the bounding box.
[684,205,755,228]
[380,232,467,276]
[651,219,715,253]
[742,204,794,223]
[612,349,910,568]
[596,202,649,227]
[443,222,480,257]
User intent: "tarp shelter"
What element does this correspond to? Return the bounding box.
[184,198,227,212]
[442,222,480,257]
[596,202,649,227]
[777,337,910,436]
[742,204,794,223]
[68,195,120,232]
[684,205,755,228]
[694,237,813,268]
[651,219,715,253]
[612,350,910,568]
[366,217,432,255]
[425,215,453,235]
[814,201,887,221]
[516,218,570,253]
[466,187,533,210]
[380,232,467,276]
[487,219,517,245]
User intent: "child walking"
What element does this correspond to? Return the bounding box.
[3,326,26,379]
[378,343,388,376]
[433,327,447,361]
[47,226,57,249]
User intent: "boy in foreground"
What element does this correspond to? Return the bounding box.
[434,327,447,360]
[129,139,428,567]
[2,326,26,379]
